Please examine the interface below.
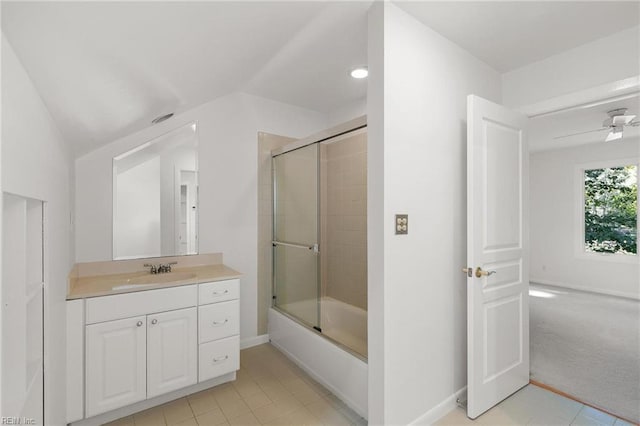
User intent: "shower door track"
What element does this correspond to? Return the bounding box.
[271,116,367,157]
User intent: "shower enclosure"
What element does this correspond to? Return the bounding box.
[271,125,368,359]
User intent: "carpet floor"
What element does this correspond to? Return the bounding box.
[530,283,640,424]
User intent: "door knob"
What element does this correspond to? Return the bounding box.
[475,267,496,278]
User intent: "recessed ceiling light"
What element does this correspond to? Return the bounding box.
[152,113,174,124]
[350,67,368,79]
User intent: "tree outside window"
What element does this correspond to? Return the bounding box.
[584,165,638,255]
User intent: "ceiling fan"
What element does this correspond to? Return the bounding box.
[554,108,640,142]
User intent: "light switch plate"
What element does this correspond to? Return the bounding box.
[395,214,408,235]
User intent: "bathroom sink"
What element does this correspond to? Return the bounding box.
[112,272,197,290]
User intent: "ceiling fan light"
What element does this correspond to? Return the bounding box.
[605,130,623,142]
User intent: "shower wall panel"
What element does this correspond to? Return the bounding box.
[320,132,368,310]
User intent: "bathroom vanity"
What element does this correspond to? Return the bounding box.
[66,254,241,425]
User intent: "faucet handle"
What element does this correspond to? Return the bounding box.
[158,262,177,273]
[143,263,158,274]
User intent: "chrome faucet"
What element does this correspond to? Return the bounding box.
[158,262,177,273]
[143,262,177,274]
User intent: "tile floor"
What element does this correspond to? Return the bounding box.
[436,384,635,426]
[105,343,634,426]
[104,343,366,426]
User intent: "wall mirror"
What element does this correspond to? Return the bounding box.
[113,122,198,260]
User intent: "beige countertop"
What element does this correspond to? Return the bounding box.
[67,263,242,300]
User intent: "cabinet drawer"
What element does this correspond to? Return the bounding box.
[198,279,239,305]
[198,300,239,344]
[198,336,239,382]
[86,285,197,324]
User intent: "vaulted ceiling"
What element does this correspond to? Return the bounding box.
[3,1,638,157]
[2,1,369,156]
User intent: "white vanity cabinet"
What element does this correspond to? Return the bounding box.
[67,278,241,424]
[85,315,147,417]
[146,307,198,398]
[198,279,240,382]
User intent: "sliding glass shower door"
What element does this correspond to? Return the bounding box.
[272,144,320,329]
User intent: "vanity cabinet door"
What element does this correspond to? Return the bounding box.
[147,307,197,398]
[85,316,146,417]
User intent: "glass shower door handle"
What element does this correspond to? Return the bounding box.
[272,241,319,253]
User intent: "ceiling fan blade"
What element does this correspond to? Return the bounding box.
[612,115,636,126]
[628,120,640,127]
[554,127,608,139]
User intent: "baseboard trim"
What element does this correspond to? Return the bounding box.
[530,279,640,301]
[529,380,636,425]
[409,386,467,425]
[240,334,270,349]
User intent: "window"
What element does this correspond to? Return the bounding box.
[583,164,637,255]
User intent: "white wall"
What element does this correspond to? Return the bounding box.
[530,139,640,299]
[1,34,73,425]
[502,26,640,108]
[367,4,502,424]
[76,92,327,342]
[366,5,385,422]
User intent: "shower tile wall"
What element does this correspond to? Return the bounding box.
[320,132,367,310]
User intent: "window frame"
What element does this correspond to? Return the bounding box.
[574,157,639,263]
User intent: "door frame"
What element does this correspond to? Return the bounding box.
[516,76,639,119]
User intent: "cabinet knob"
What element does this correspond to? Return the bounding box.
[212,319,228,326]
[213,290,229,296]
[136,321,143,327]
[151,319,158,325]
[213,355,229,363]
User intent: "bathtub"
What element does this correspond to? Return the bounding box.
[320,297,367,357]
[269,297,368,419]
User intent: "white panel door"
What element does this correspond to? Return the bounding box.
[466,95,529,419]
[85,316,146,417]
[147,307,197,398]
